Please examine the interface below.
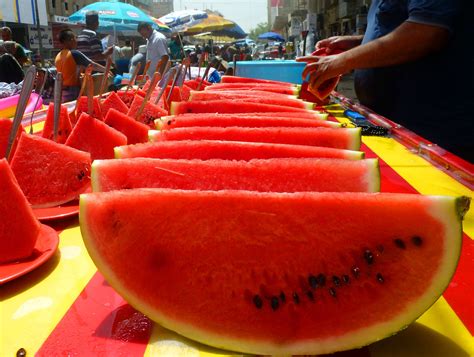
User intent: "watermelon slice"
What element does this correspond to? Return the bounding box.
[188,91,313,109]
[100,91,129,118]
[0,158,40,263]
[92,158,379,193]
[0,118,24,159]
[10,133,91,208]
[167,112,328,120]
[184,78,211,90]
[220,75,296,86]
[307,48,344,100]
[127,95,168,127]
[170,100,317,115]
[156,114,341,130]
[149,127,361,151]
[205,83,299,95]
[42,103,72,144]
[117,89,146,107]
[115,140,364,161]
[76,96,103,122]
[299,82,331,105]
[65,113,127,160]
[79,189,468,355]
[104,108,149,145]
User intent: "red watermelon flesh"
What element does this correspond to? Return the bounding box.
[80,188,466,355]
[65,113,127,160]
[115,140,364,161]
[104,108,149,144]
[156,115,340,130]
[101,91,129,118]
[76,96,103,122]
[0,158,40,263]
[92,158,379,193]
[11,133,91,208]
[220,75,296,86]
[167,112,328,120]
[299,82,331,105]
[150,126,361,151]
[127,95,168,127]
[0,118,24,159]
[307,48,344,100]
[205,83,299,95]
[170,100,316,115]
[184,78,211,90]
[189,91,313,109]
[117,89,146,107]
[42,103,72,144]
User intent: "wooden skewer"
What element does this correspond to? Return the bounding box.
[73,65,93,118]
[166,63,183,107]
[28,69,48,134]
[53,72,63,141]
[197,53,205,78]
[135,71,162,120]
[180,58,191,89]
[138,60,152,87]
[98,56,112,99]
[124,61,142,95]
[86,72,94,116]
[154,66,176,105]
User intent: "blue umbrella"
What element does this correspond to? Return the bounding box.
[158,10,208,32]
[212,23,247,39]
[69,1,155,25]
[258,31,285,42]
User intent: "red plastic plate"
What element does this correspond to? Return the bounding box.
[33,200,80,222]
[0,224,59,284]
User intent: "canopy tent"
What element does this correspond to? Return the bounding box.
[159,9,208,33]
[184,13,235,34]
[258,31,285,42]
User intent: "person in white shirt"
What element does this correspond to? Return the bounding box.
[137,22,169,79]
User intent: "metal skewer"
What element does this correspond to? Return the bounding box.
[53,72,63,141]
[28,68,48,134]
[154,66,176,105]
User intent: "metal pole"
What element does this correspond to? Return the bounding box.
[33,0,44,66]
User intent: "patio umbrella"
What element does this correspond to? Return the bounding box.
[258,31,285,42]
[150,17,172,33]
[211,23,247,39]
[184,13,234,34]
[158,9,208,32]
[69,1,155,25]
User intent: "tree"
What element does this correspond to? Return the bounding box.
[248,22,270,41]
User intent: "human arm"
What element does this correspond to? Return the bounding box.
[297,21,450,89]
[71,50,106,72]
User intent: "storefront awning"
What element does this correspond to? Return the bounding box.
[0,0,48,26]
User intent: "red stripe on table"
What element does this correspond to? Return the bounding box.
[37,272,152,357]
[443,234,474,335]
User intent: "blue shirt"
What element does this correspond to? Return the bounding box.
[354,0,473,161]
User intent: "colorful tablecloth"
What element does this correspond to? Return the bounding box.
[1,102,473,357]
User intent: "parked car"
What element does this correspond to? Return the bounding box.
[232,38,256,47]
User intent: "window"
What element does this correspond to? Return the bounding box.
[51,0,56,8]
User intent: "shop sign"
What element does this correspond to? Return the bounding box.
[27,25,53,49]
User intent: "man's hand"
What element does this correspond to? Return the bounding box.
[297,54,349,91]
[316,35,363,54]
[103,46,114,56]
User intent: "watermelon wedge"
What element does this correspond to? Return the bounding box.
[184,78,211,91]
[66,113,127,160]
[0,118,24,159]
[76,96,102,122]
[156,114,341,130]
[101,91,129,118]
[117,89,146,107]
[307,48,344,100]
[42,103,72,144]
[11,133,91,208]
[115,140,364,161]
[149,127,361,151]
[0,158,40,263]
[166,112,328,120]
[220,75,296,86]
[188,91,313,109]
[170,100,317,115]
[104,108,149,144]
[92,158,379,193]
[79,189,468,355]
[127,95,168,127]
[205,83,299,95]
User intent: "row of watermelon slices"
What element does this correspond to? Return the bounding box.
[77,76,467,355]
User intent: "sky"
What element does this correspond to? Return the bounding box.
[172,0,268,33]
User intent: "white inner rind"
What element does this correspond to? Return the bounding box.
[80,194,462,356]
[366,158,381,192]
[347,127,362,151]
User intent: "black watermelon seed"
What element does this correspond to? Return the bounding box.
[293,292,300,304]
[280,291,286,303]
[167,120,172,125]
[253,295,263,309]
[412,236,423,246]
[316,273,326,286]
[306,290,315,301]
[364,250,374,265]
[342,275,350,284]
[308,274,318,289]
[376,273,384,283]
[332,276,341,287]
[16,348,26,357]
[271,296,279,311]
[329,288,337,297]
[394,239,406,249]
[352,266,360,278]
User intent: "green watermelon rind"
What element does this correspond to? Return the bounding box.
[79,191,465,355]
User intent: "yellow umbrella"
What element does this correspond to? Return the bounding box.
[185,13,235,34]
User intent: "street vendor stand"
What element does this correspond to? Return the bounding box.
[1,81,473,356]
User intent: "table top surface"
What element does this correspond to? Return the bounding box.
[1,102,473,357]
